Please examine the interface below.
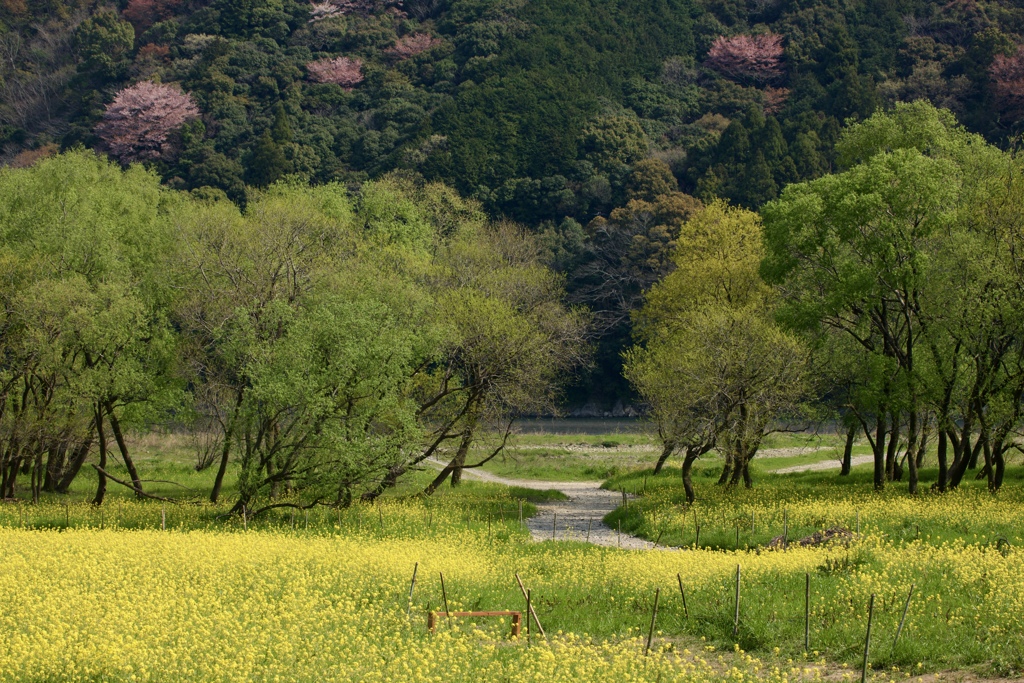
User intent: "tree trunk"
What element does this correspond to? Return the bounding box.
[915,418,931,469]
[450,421,475,487]
[57,434,95,494]
[92,408,108,506]
[906,411,918,495]
[105,403,143,498]
[840,423,855,476]
[947,427,973,490]
[681,447,699,505]
[210,389,244,504]
[967,437,982,470]
[42,443,63,493]
[653,438,676,475]
[424,425,475,495]
[717,448,733,485]
[935,429,948,492]
[884,417,899,482]
[871,415,886,491]
[992,443,1006,492]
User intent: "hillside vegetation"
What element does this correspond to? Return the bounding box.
[4,0,1024,401]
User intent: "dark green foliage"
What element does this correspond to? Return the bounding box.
[6,0,1024,408]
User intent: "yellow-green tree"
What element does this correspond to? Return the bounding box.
[626,201,809,499]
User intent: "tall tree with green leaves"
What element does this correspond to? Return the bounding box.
[628,200,810,496]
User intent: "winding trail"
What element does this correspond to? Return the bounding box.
[427,460,658,549]
[771,455,874,474]
[430,448,864,548]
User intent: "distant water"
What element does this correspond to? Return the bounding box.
[513,417,646,435]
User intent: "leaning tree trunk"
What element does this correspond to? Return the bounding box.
[92,408,108,506]
[42,443,64,493]
[450,417,477,487]
[717,448,733,485]
[424,422,476,495]
[948,426,976,490]
[653,438,676,476]
[681,447,700,505]
[840,423,855,476]
[210,389,244,504]
[105,403,143,498]
[57,433,95,494]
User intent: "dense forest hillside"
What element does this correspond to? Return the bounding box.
[3,0,1024,407]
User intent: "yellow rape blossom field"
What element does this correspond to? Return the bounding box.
[0,484,1022,683]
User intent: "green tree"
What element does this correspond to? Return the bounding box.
[0,150,176,501]
[629,201,810,495]
[762,102,1010,493]
[73,11,134,81]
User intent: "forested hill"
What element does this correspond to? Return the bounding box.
[3,0,1024,406]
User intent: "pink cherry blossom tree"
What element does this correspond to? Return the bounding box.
[704,33,784,85]
[306,56,365,89]
[990,51,1024,118]
[95,81,200,163]
[385,33,440,60]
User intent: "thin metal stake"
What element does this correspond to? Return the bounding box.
[515,572,545,637]
[526,589,532,642]
[161,506,166,531]
[617,519,621,547]
[677,573,688,619]
[892,584,915,651]
[804,573,810,652]
[586,517,592,543]
[733,564,741,636]
[406,562,418,617]
[783,509,789,550]
[861,594,876,683]
[440,572,452,629]
[552,512,556,540]
[645,587,660,656]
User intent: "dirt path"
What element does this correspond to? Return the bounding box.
[427,460,661,549]
[771,454,874,474]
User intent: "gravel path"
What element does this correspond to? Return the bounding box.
[427,460,660,550]
[429,448,864,548]
[771,454,874,474]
